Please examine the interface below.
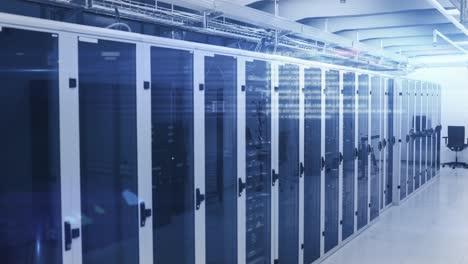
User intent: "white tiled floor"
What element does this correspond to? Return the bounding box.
[321,168,468,264]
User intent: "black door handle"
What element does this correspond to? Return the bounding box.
[339,152,344,164]
[321,157,326,171]
[378,141,383,151]
[140,202,152,227]
[272,169,279,186]
[238,178,246,197]
[64,221,80,251]
[406,135,410,143]
[299,162,304,177]
[354,148,359,159]
[382,139,387,148]
[196,188,205,210]
[367,144,372,155]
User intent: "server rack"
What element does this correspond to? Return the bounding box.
[277,64,301,264]
[384,78,395,207]
[399,80,410,201]
[0,13,443,264]
[369,76,382,222]
[303,68,323,264]
[357,74,370,231]
[421,82,427,186]
[341,72,357,241]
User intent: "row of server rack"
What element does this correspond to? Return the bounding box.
[0,13,441,264]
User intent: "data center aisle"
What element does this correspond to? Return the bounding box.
[322,168,468,264]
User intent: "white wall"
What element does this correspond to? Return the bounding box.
[409,67,468,163]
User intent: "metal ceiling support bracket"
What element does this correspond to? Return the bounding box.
[433,29,468,54]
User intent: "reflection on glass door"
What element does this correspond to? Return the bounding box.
[370,76,381,221]
[278,64,300,264]
[304,68,322,263]
[342,72,356,240]
[245,60,272,264]
[151,47,195,264]
[385,80,394,206]
[79,39,139,264]
[0,27,62,264]
[357,75,369,230]
[400,80,409,200]
[205,55,238,264]
[324,70,340,253]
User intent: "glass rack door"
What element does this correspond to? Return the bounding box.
[245,60,272,264]
[151,47,195,264]
[278,64,300,264]
[400,80,409,200]
[78,39,139,264]
[342,72,356,240]
[407,81,415,195]
[304,68,322,264]
[431,84,437,178]
[420,83,427,186]
[385,79,394,206]
[324,70,340,253]
[204,54,238,264]
[0,27,62,264]
[357,75,369,230]
[414,82,421,190]
[370,76,382,221]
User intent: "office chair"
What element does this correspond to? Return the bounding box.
[442,126,468,169]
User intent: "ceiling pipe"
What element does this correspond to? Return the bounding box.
[433,29,468,54]
[425,0,468,36]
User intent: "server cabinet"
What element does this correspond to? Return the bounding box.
[277,64,300,264]
[244,60,272,264]
[151,47,195,264]
[431,84,437,178]
[0,27,63,264]
[324,70,340,253]
[385,79,394,206]
[357,74,369,230]
[369,76,382,221]
[78,39,142,264]
[399,80,409,200]
[414,82,422,190]
[407,81,415,195]
[436,85,442,173]
[420,83,428,185]
[204,55,238,264]
[342,72,356,241]
[428,84,434,179]
[304,68,322,264]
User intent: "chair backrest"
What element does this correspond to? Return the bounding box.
[448,126,466,149]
